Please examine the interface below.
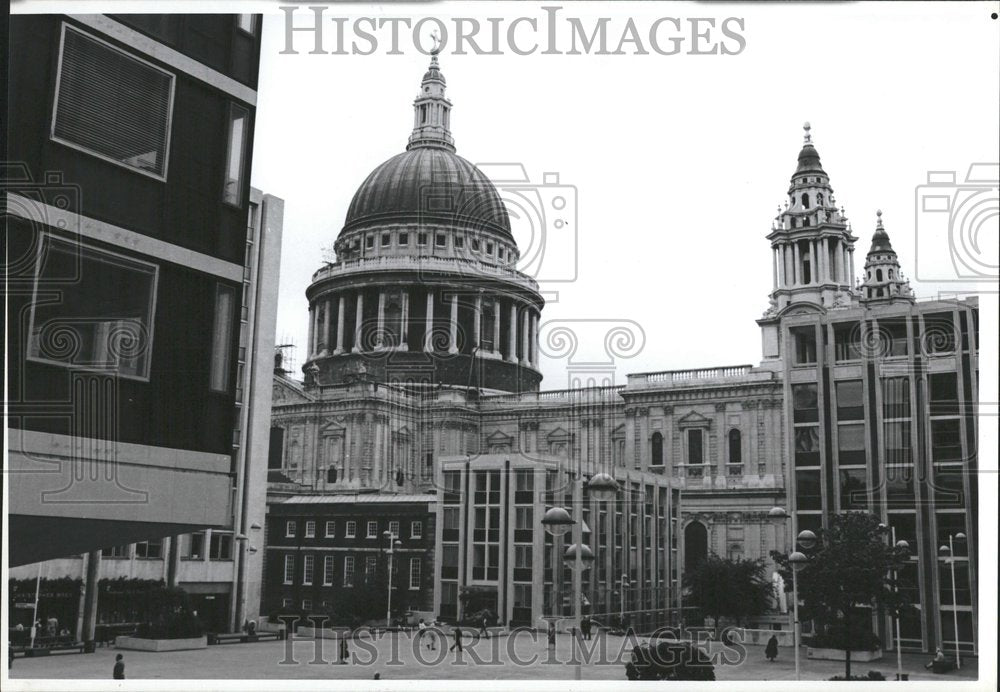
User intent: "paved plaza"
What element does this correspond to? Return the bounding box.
[8,631,980,682]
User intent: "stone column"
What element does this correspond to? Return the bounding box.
[376,289,386,348]
[849,249,856,286]
[335,294,345,353]
[793,243,801,285]
[400,290,410,348]
[449,293,458,354]
[508,302,518,362]
[529,312,537,366]
[353,292,364,352]
[492,301,501,356]
[473,293,482,352]
[772,247,779,289]
[833,239,843,284]
[810,240,818,284]
[322,298,331,354]
[306,305,315,359]
[521,310,530,364]
[424,290,435,352]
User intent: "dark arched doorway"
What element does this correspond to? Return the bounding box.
[684,522,708,573]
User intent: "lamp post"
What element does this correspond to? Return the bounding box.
[938,532,966,668]
[888,526,910,680]
[619,573,629,629]
[383,530,401,630]
[770,507,816,681]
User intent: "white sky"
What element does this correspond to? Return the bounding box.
[246,1,999,387]
[11,1,999,389]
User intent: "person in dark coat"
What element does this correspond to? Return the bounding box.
[581,617,592,641]
[478,614,490,639]
[765,634,779,662]
[113,653,125,679]
[339,634,350,664]
[450,626,464,652]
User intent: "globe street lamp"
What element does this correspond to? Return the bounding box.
[769,507,816,681]
[541,507,574,536]
[383,530,402,630]
[938,532,967,668]
[586,473,619,503]
[889,527,910,681]
[788,550,809,681]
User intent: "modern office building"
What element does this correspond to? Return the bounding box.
[266,56,977,652]
[6,13,280,634]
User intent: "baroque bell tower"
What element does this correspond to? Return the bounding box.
[860,210,915,305]
[765,123,859,313]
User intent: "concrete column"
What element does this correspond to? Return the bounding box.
[321,298,331,354]
[335,294,345,353]
[424,290,435,352]
[833,240,843,284]
[492,301,501,355]
[448,293,458,354]
[473,293,482,352]
[377,289,386,348]
[793,243,801,285]
[401,290,410,347]
[306,305,315,359]
[353,292,364,352]
[81,549,101,644]
[508,302,518,362]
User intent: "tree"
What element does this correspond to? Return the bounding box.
[771,512,912,680]
[682,555,772,636]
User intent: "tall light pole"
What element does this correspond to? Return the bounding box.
[383,530,401,630]
[889,526,910,680]
[619,573,629,628]
[938,532,966,668]
[770,507,815,681]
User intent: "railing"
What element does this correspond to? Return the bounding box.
[627,365,758,387]
[480,385,625,405]
[311,255,540,291]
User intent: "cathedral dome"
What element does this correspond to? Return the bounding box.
[341,147,512,240]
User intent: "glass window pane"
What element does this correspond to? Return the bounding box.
[223,104,249,205]
[209,284,236,392]
[28,236,157,379]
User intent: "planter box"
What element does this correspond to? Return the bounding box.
[116,635,208,652]
[807,646,883,662]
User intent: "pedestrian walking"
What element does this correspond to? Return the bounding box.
[581,617,592,641]
[449,626,464,652]
[478,613,490,640]
[765,634,779,662]
[428,619,438,650]
[547,621,556,651]
[338,633,350,664]
[113,653,125,680]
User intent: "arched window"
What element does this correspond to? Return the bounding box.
[888,269,894,279]
[728,429,742,465]
[802,193,810,208]
[684,522,708,573]
[817,193,824,205]
[651,432,663,466]
[876,268,883,282]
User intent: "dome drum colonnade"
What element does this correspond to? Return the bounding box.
[302,47,543,392]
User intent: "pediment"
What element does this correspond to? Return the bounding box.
[677,410,711,427]
[547,426,571,441]
[487,430,512,442]
[272,375,314,404]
